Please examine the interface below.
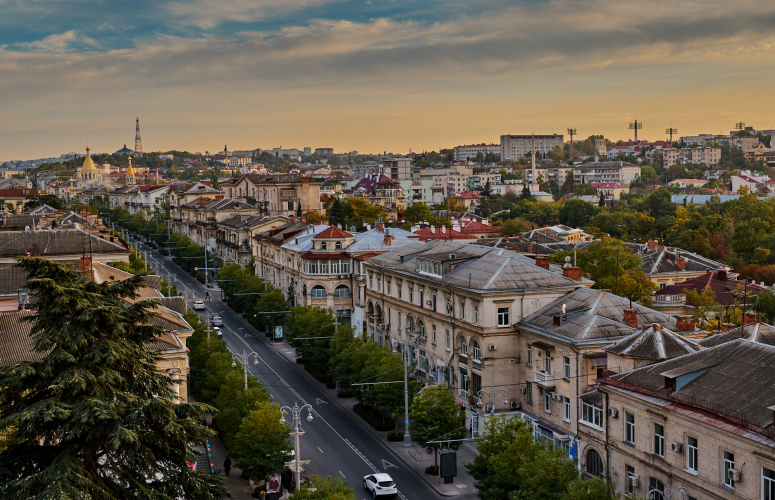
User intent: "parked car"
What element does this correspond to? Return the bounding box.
[363,473,397,499]
[212,326,222,337]
[212,316,223,327]
[193,300,205,311]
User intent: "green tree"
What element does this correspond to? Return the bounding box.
[550,239,642,292]
[408,384,466,468]
[0,257,228,499]
[558,199,600,228]
[213,370,271,450]
[232,402,293,482]
[683,287,719,327]
[572,183,597,196]
[289,475,356,500]
[500,218,529,236]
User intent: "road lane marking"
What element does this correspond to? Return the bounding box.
[381,459,398,470]
[316,398,328,405]
[318,447,324,454]
[338,471,345,478]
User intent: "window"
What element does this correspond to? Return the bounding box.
[460,369,469,398]
[397,312,401,328]
[460,337,467,356]
[563,357,570,380]
[581,401,603,428]
[687,436,698,473]
[310,285,327,298]
[406,316,414,334]
[626,465,636,494]
[472,341,481,362]
[419,349,426,372]
[497,307,509,326]
[368,275,373,289]
[445,330,450,350]
[409,287,413,303]
[377,278,381,293]
[526,382,532,405]
[563,397,571,422]
[625,412,635,444]
[474,305,479,324]
[654,423,665,458]
[321,242,327,250]
[417,320,426,338]
[386,279,391,296]
[398,285,402,299]
[431,293,437,311]
[333,285,351,298]
[586,449,603,477]
[544,350,551,374]
[460,301,465,320]
[723,451,735,488]
[649,477,665,500]
[763,467,775,500]
[419,289,424,307]
[544,391,551,413]
[432,325,436,344]
[527,345,532,366]
[335,241,342,250]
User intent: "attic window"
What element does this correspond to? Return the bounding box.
[664,377,676,392]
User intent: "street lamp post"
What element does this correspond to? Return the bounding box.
[392,341,413,448]
[280,403,314,492]
[477,388,508,414]
[230,350,260,390]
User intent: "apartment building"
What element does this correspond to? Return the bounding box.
[592,183,629,200]
[382,158,413,181]
[349,174,408,212]
[500,134,564,160]
[170,197,263,247]
[230,174,322,217]
[362,241,583,416]
[166,182,222,207]
[592,338,775,500]
[454,143,501,161]
[215,215,288,267]
[524,162,574,185]
[662,147,721,168]
[108,185,169,213]
[573,162,641,185]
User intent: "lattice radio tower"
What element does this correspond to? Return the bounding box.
[666,128,678,143]
[567,128,577,156]
[628,120,642,141]
[735,122,746,131]
[134,117,143,158]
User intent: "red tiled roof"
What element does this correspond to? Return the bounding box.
[674,179,706,183]
[655,271,766,299]
[353,252,380,261]
[0,189,25,197]
[449,191,483,200]
[459,221,500,234]
[314,226,353,239]
[302,252,349,259]
[413,227,477,241]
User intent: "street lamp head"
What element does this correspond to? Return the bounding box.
[503,396,508,405]
[253,359,259,366]
[306,413,313,422]
[231,361,237,368]
[279,416,286,424]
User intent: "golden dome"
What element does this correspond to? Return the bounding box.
[127,157,135,176]
[81,145,97,172]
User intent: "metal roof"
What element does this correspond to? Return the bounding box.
[604,323,701,360]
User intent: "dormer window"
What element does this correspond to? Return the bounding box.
[335,241,342,250]
[321,242,327,250]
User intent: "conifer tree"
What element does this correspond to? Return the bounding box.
[0,257,229,499]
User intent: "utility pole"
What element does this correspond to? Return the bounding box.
[280,403,314,492]
[567,128,577,159]
[629,120,643,141]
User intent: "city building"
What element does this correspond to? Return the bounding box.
[453,143,501,161]
[382,158,413,181]
[230,174,323,217]
[500,134,564,161]
[215,214,288,267]
[572,161,641,185]
[170,197,263,248]
[662,147,721,167]
[592,182,629,200]
[669,179,708,189]
[653,270,764,316]
[447,191,483,211]
[731,171,775,195]
[315,148,334,157]
[348,174,407,213]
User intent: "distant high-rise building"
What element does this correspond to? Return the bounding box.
[303,147,312,156]
[315,147,334,157]
[500,134,563,160]
[595,139,607,156]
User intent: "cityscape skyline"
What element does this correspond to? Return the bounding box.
[3,0,775,159]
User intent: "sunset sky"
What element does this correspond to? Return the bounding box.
[3,0,775,160]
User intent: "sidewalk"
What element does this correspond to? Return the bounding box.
[251,328,477,498]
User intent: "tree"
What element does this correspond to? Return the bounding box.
[500,218,529,236]
[0,257,228,499]
[550,239,642,292]
[558,199,600,228]
[232,402,293,482]
[481,179,492,197]
[347,196,384,224]
[289,475,356,500]
[213,369,271,450]
[572,183,597,196]
[616,269,658,307]
[408,384,466,468]
[683,287,719,327]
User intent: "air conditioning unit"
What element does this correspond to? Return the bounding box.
[555,394,563,401]
[728,468,741,482]
[609,408,619,418]
[671,442,683,453]
[426,300,433,305]
[520,387,527,394]
[488,345,497,351]
[629,476,640,489]
[510,401,521,410]
[549,392,556,400]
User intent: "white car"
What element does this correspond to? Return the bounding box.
[212,326,222,337]
[363,473,397,499]
[212,316,224,327]
[193,300,205,311]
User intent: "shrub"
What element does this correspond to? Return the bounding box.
[387,433,403,442]
[424,465,439,475]
[353,404,395,432]
[337,391,353,398]
[296,358,309,364]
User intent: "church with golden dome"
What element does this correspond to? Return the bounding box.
[75,145,104,188]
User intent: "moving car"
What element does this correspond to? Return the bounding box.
[363,473,397,499]
[212,316,224,327]
[212,326,222,337]
[193,300,205,311]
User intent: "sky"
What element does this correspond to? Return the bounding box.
[3,0,775,161]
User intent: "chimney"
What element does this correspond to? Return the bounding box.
[527,243,534,254]
[675,315,695,332]
[647,239,657,249]
[376,222,384,233]
[384,233,393,246]
[675,257,685,270]
[742,311,758,327]
[717,270,727,281]
[504,235,509,242]
[623,308,638,328]
[430,226,435,234]
[518,234,524,241]
[535,256,550,270]
[562,266,583,281]
[721,323,736,332]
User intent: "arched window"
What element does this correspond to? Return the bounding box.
[229,188,233,197]
[460,337,468,356]
[375,305,383,323]
[335,241,342,250]
[471,341,481,362]
[406,315,414,333]
[333,285,351,298]
[311,285,327,298]
[367,302,374,318]
[586,449,603,477]
[417,319,426,337]
[321,242,327,250]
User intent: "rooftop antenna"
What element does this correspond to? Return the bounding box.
[567,128,576,160]
[666,128,678,143]
[628,120,643,141]
[735,122,746,131]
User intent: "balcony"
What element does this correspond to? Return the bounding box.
[534,369,555,390]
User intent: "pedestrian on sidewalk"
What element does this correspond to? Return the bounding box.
[223,457,232,477]
[267,474,281,500]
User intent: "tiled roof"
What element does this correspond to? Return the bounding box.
[449,191,483,199]
[0,310,47,365]
[654,271,765,298]
[609,339,775,429]
[627,244,728,277]
[604,323,702,360]
[314,226,353,239]
[698,322,775,348]
[414,227,476,241]
[0,229,128,258]
[142,296,188,315]
[458,221,500,234]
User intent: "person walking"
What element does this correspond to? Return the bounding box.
[223,457,232,477]
[267,474,281,500]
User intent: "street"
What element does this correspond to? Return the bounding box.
[131,237,474,500]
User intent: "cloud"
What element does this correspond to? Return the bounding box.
[165,0,344,29]
[12,29,99,52]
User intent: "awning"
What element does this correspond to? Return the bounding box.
[531,341,555,350]
[590,357,608,368]
[579,390,603,405]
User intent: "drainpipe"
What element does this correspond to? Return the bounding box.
[603,386,611,491]
[569,342,581,470]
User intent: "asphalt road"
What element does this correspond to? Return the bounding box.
[128,236,469,500]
